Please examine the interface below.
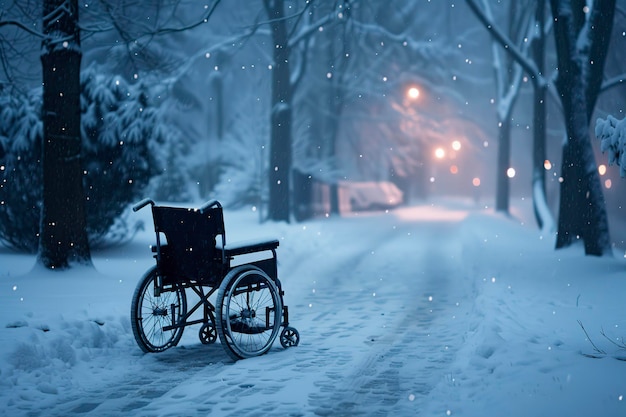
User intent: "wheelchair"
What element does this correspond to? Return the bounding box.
[130,198,300,360]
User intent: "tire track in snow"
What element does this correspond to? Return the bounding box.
[301,218,474,416]
[48,344,234,416]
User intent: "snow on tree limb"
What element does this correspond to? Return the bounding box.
[465,0,546,89]
[595,115,626,177]
[349,20,442,64]
[600,74,626,93]
[533,179,555,233]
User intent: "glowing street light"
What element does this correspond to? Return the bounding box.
[407,86,420,100]
[434,147,445,159]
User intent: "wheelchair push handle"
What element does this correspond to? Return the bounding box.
[199,199,222,213]
[133,198,155,212]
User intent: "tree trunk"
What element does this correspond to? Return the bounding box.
[531,80,553,232]
[39,0,91,268]
[495,116,511,213]
[531,0,553,231]
[550,0,614,256]
[325,34,342,216]
[264,0,293,222]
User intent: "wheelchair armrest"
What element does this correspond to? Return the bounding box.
[217,238,279,257]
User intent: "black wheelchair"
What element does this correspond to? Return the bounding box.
[130,198,300,360]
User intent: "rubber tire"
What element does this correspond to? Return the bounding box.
[199,322,217,344]
[131,266,187,353]
[216,265,282,360]
[280,326,300,348]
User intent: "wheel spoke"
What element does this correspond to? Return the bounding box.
[217,267,282,360]
[131,268,187,353]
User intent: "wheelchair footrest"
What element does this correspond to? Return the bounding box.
[229,319,270,335]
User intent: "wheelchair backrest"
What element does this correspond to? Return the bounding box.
[151,205,225,283]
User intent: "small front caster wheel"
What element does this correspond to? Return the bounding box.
[199,322,217,344]
[280,326,300,348]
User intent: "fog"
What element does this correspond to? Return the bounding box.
[3,1,626,244]
[2,2,626,415]
[83,1,626,244]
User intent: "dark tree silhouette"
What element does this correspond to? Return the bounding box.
[467,0,615,253]
[39,0,91,268]
[550,0,615,256]
[264,0,293,222]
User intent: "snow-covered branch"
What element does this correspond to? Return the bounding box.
[465,0,546,89]
[480,0,532,121]
[349,19,441,64]
[600,74,626,93]
[595,114,626,177]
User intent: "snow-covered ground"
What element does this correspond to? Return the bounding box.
[1,198,625,417]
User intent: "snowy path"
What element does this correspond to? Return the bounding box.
[5,202,624,416]
[9,206,476,417]
[294,214,471,416]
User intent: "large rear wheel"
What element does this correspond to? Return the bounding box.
[216,266,282,360]
[131,267,187,353]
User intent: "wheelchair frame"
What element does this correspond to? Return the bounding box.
[130,198,299,360]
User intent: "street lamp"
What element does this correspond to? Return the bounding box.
[406,86,420,100]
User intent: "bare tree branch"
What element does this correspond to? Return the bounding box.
[0,19,43,38]
[600,74,626,92]
[578,320,607,355]
[600,327,626,350]
[465,0,546,89]
[144,0,221,35]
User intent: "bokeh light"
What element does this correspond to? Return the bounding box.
[407,86,420,100]
[507,167,516,178]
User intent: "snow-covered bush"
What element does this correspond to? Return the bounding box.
[0,66,188,252]
[80,67,192,240]
[595,115,626,177]
[0,89,42,252]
